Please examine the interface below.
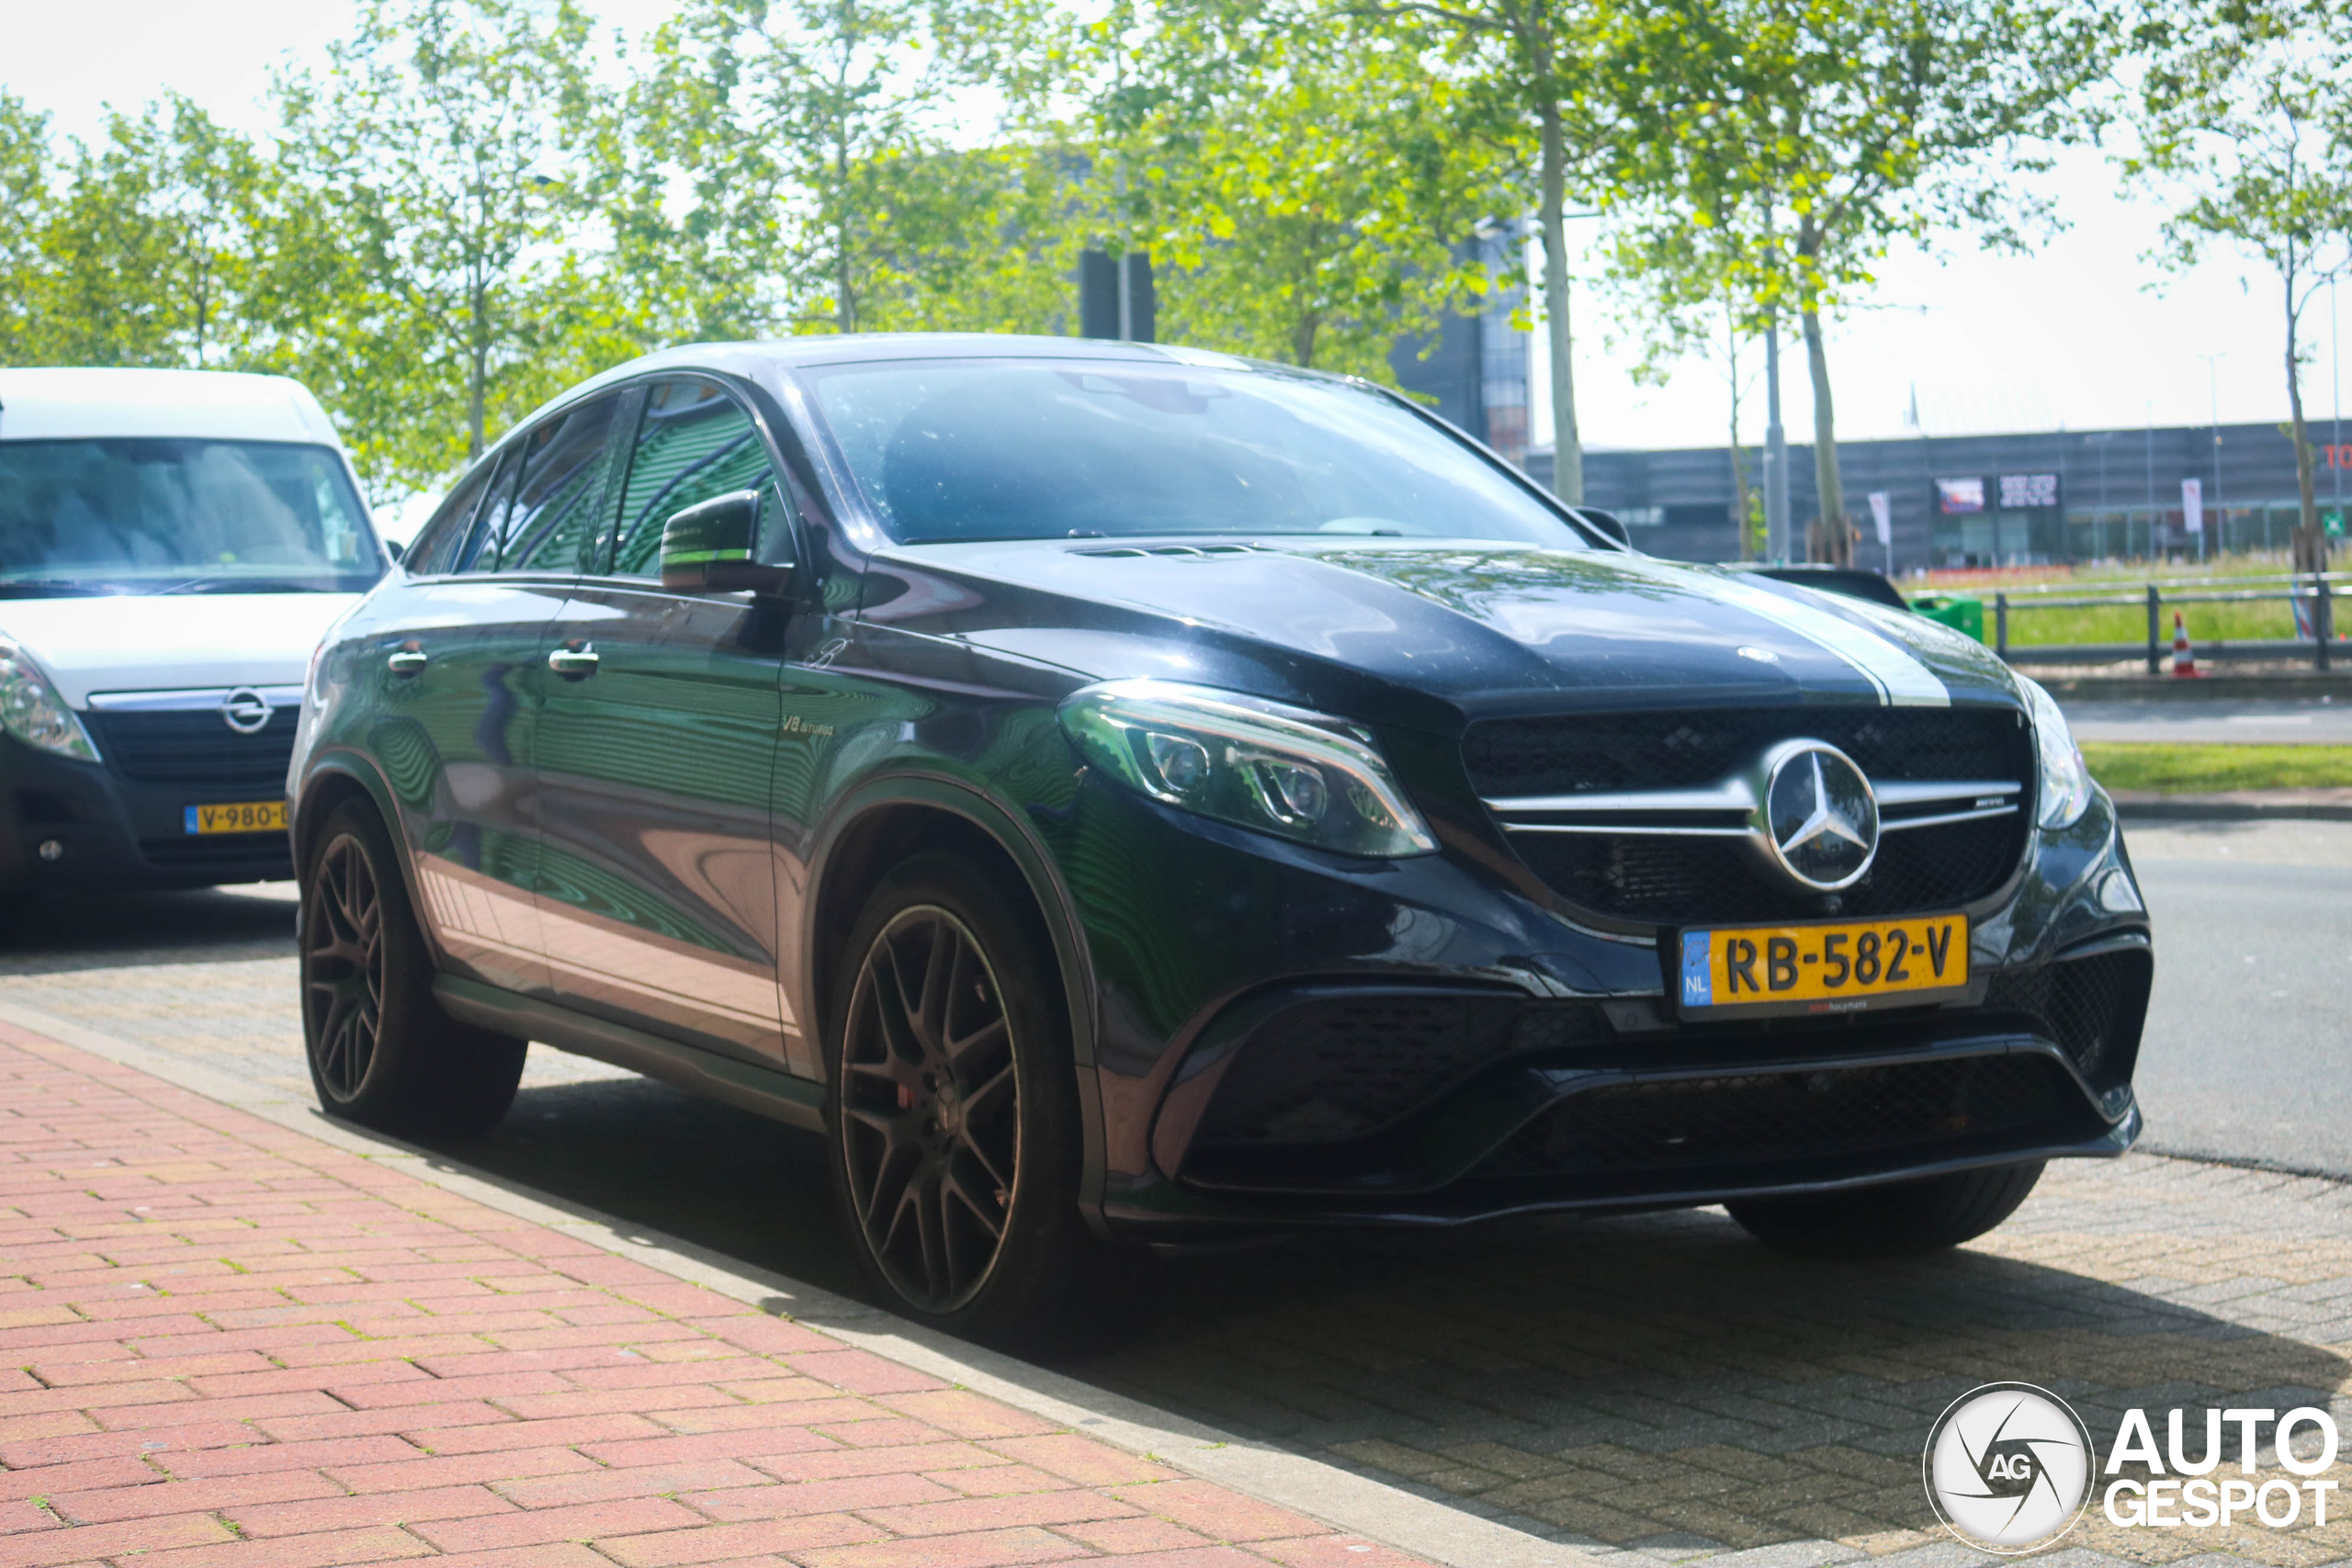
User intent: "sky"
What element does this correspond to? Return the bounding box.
[6,0,2344,455]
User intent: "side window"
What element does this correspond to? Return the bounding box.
[406,459,496,576]
[608,378,789,580]
[504,394,624,574]
[453,446,520,575]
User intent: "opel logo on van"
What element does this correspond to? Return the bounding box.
[1761,740,1879,892]
[220,688,274,736]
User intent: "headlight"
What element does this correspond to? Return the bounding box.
[0,640,99,762]
[2018,675,2090,829]
[1058,679,1437,857]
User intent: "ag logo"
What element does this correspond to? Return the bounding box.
[1923,1382,2095,1552]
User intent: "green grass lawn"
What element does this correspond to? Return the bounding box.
[1909,552,2335,648]
[2083,742,2352,795]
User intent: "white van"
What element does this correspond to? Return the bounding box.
[0,367,389,896]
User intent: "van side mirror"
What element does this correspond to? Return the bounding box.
[660,490,795,596]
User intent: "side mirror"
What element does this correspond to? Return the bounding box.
[660,490,795,596]
[1571,506,1632,549]
[382,538,406,564]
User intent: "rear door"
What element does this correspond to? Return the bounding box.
[530,376,803,1059]
[376,395,619,994]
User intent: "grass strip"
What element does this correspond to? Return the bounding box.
[2083,741,2352,795]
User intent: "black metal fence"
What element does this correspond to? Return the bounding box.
[1971,572,2347,671]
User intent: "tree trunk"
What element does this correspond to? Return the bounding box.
[1536,89,1580,503]
[468,277,488,461]
[2288,276,2326,572]
[1800,301,1848,564]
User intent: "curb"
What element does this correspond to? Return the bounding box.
[2111,794,2352,823]
[0,996,1602,1568]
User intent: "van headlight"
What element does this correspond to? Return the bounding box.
[0,640,99,762]
[1058,680,1436,857]
[2018,675,2090,829]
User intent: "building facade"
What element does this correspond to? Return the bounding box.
[1521,420,2350,572]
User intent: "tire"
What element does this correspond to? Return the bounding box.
[1727,1160,2045,1257]
[824,850,1143,1348]
[300,800,526,1137]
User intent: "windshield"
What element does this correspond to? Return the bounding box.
[0,438,383,596]
[803,358,1590,549]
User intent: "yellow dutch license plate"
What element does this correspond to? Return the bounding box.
[184,800,288,835]
[1677,913,1970,1017]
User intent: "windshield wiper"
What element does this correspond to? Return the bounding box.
[154,575,334,595]
[0,580,116,598]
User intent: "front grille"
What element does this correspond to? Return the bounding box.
[85,708,299,792]
[1512,813,2020,925]
[1466,706,2033,926]
[1464,706,2026,796]
[1982,949,2153,1077]
[1479,1054,2068,1179]
[1193,995,1605,1145]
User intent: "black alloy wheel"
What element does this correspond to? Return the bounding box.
[303,832,387,1104]
[838,906,1023,1314]
[296,800,526,1137]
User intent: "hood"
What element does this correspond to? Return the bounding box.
[0,593,365,707]
[865,538,2020,727]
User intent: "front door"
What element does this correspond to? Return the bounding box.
[379,390,624,994]
[531,377,802,1058]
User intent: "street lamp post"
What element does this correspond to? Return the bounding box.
[2198,352,2224,562]
[1764,321,1791,562]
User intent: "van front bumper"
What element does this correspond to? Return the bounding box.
[0,734,292,895]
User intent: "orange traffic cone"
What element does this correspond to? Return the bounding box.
[2171,610,2199,677]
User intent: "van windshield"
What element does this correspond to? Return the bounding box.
[802,358,1589,548]
[0,439,383,596]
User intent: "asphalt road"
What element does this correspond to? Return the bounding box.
[2125,818,2352,1174]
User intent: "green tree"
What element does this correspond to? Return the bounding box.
[0,94,271,371]
[2129,0,2352,570]
[0,95,59,366]
[1114,11,1515,378]
[1340,0,1612,498]
[639,0,1057,337]
[274,0,600,488]
[1611,0,2110,558]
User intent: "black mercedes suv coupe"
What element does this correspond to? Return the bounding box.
[288,334,2152,1340]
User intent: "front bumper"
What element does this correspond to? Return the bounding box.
[1039,771,2150,1239]
[0,735,292,895]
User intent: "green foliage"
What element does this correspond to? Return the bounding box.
[268,0,605,490]
[1116,12,1520,378]
[2127,0,2352,563]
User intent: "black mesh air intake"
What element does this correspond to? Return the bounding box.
[1193,995,1605,1146]
[1981,947,2154,1077]
[1480,1054,2071,1179]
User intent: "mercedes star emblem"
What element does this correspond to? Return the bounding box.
[1761,740,1880,892]
[220,687,274,736]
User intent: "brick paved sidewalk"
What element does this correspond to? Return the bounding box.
[0,1023,1427,1568]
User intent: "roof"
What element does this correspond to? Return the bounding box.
[515,333,1272,433]
[0,368,346,447]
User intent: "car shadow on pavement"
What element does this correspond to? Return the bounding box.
[428,1069,2352,1560]
[0,881,296,973]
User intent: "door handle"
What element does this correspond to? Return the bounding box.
[547,643,600,679]
[386,646,428,677]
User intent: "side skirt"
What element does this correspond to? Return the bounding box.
[435,974,826,1134]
